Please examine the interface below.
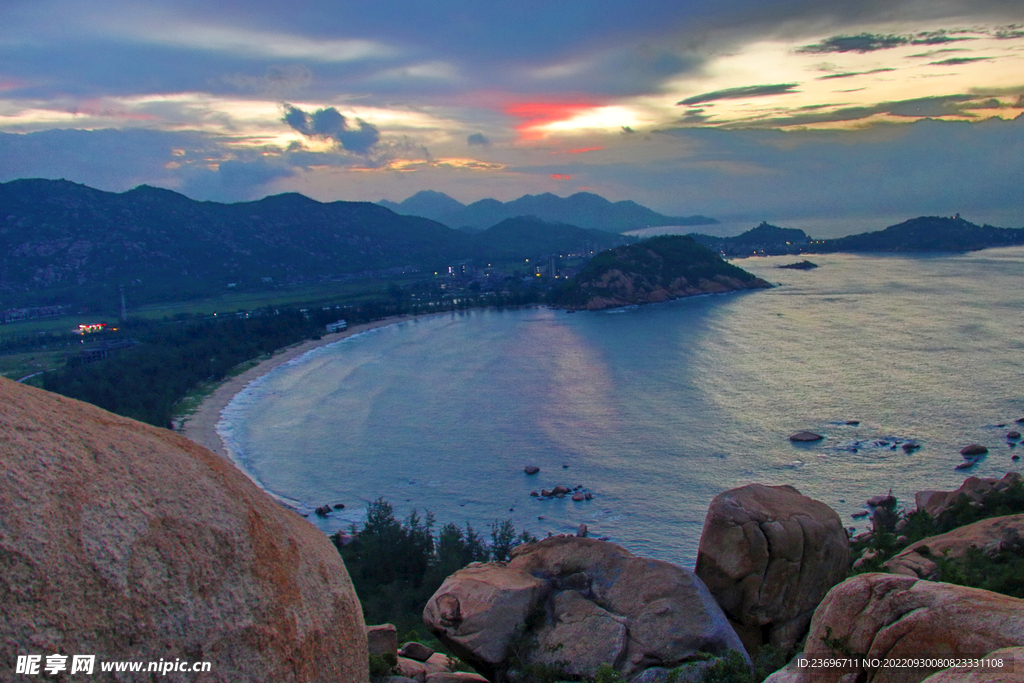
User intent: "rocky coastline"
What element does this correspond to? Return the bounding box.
[6,373,1024,683]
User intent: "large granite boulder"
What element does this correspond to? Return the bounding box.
[0,378,367,682]
[423,536,745,680]
[915,473,1022,519]
[884,514,1024,579]
[694,484,849,655]
[802,573,1024,683]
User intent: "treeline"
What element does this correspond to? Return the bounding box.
[335,498,537,635]
[36,287,544,427]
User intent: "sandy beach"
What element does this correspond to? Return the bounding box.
[178,315,416,459]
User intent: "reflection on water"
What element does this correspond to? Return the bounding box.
[220,248,1024,567]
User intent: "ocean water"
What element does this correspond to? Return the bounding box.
[218,248,1024,568]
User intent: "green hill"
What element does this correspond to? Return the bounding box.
[550,235,771,310]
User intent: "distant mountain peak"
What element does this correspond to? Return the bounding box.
[377,190,717,233]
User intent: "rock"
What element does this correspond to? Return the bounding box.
[385,677,419,683]
[424,653,454,672]
[424,536,745,680]
[867,494,896,507]
[400,642,436,662]
[804,573,1024,683]
[524,465,540,475]
[789,431,824,442]
[572,492,585,501]
[541,488,552,497]
[920,646,1024,682]
[367,623,399,655]
[762,658,805,683]
[333,502,346,509]
[961,444,989,456]
[315,503,333,516]
[425,673,490,683]
[576,523,588,537]
[0,377,367,682]
[585,492,594,500]
[956,461,976,470]
[396,657,429,681]
[915,472,1023,519]
[884,514,1024,579]
[694,484,850,656]
[529,490,539,497]
[552,484,570,495]
[630,661,715,683]
[1008,431,1022,440]
[902,442,920,452]
[422,564,551,675]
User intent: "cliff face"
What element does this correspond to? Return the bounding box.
[551,235,771,311]
[0,378,367,682]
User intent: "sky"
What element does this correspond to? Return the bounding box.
[1,0,1023,227]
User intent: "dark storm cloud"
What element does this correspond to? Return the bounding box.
[467,133,490,146]
[678,84,799,106]
[281,104,380,154]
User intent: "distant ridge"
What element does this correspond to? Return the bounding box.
[689,216,1024,257]
[379,190,718,233]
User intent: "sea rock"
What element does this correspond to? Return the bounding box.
[0,377,367,682]
[867,494,896,507]
[915,472,1023,519]
[424,536,745,680]
[790,431,824,442]
[524,465,540,475]
[552,484,571,495]
[694,484,849,655]
[367,623,399,655]
[1008,431,1021,440]
[961,444,989,456]
[400,641,436,662]
[883,514,1024,580]
[572,492,585,501]
[920,646,1024,682]
[803,573,1024,683]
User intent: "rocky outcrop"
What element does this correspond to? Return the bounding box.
[0,378,367,682]
[884,514,1024,579]
[423,536,745,680]
[915,472,1023,519]
[694,484,849,655]
[801,573,1024,683]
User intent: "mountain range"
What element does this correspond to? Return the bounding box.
[0,179,627,308]
[379,190,718,233]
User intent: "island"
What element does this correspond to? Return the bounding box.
[548,235,772,311]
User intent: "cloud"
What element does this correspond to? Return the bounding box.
[282,103,380,154]
[221,64,313,94]
[467,132,490,146]
[929,57,993,65]
[797,30,974,55]
[797,33,911,54]
[816,68,897,80]
[677,84,799,106]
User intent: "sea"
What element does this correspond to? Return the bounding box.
[217,247,1024,569]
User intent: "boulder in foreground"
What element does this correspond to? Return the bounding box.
[0,378,367,682]
[799,573,1024,683]
[695,484,849,655]
[423,536,746,680]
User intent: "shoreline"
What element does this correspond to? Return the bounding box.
[177,314,423,460]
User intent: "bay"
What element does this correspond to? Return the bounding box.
[218,248,1024,568]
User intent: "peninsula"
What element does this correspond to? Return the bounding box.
[549,235,771,311]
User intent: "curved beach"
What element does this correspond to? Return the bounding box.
[178,315,415,459]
